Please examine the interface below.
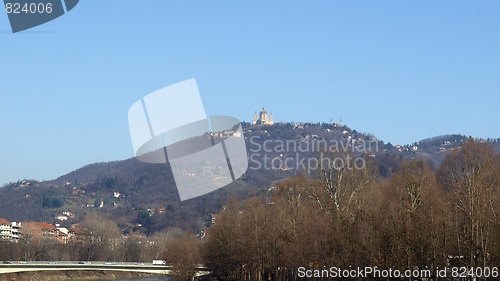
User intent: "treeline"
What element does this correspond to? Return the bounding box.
[203,139,500,281]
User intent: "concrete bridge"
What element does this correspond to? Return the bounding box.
[0,261,210,277]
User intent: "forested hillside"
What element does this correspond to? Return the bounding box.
[1,122,498,235]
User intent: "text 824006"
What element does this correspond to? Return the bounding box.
[5,2,53,14]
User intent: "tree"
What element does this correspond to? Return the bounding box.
[80,213,122,261]
[166,237,202,281]
[438,139,500,268]
[203,199,245,280]
[382,159,448,271]
[309,152,377,217]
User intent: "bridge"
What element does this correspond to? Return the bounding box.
[0,261,210,278]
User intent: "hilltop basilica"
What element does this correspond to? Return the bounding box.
[252,107,274,125]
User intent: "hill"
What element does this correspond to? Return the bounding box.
[1,122,498,234]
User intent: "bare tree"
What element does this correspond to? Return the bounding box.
[80,213,122,261]
[309,152,377,217]
[387,159,448,271]
[166,236,202,281]
[438,139,500,268]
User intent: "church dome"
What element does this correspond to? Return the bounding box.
[252,107,274,126]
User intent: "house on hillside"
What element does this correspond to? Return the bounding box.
[55,214,68,221]
[62,211,76,218]
[211,214,219,225]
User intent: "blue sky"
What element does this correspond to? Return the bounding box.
[1,1,499,185]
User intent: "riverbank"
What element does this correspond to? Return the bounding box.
[0,270,157,281]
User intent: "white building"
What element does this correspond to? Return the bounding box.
[0,218,22,242]
[252,108,274,125]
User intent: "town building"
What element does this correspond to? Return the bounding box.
[0,218,22,242]
[23,222,59,240]
[0,218,87,244]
